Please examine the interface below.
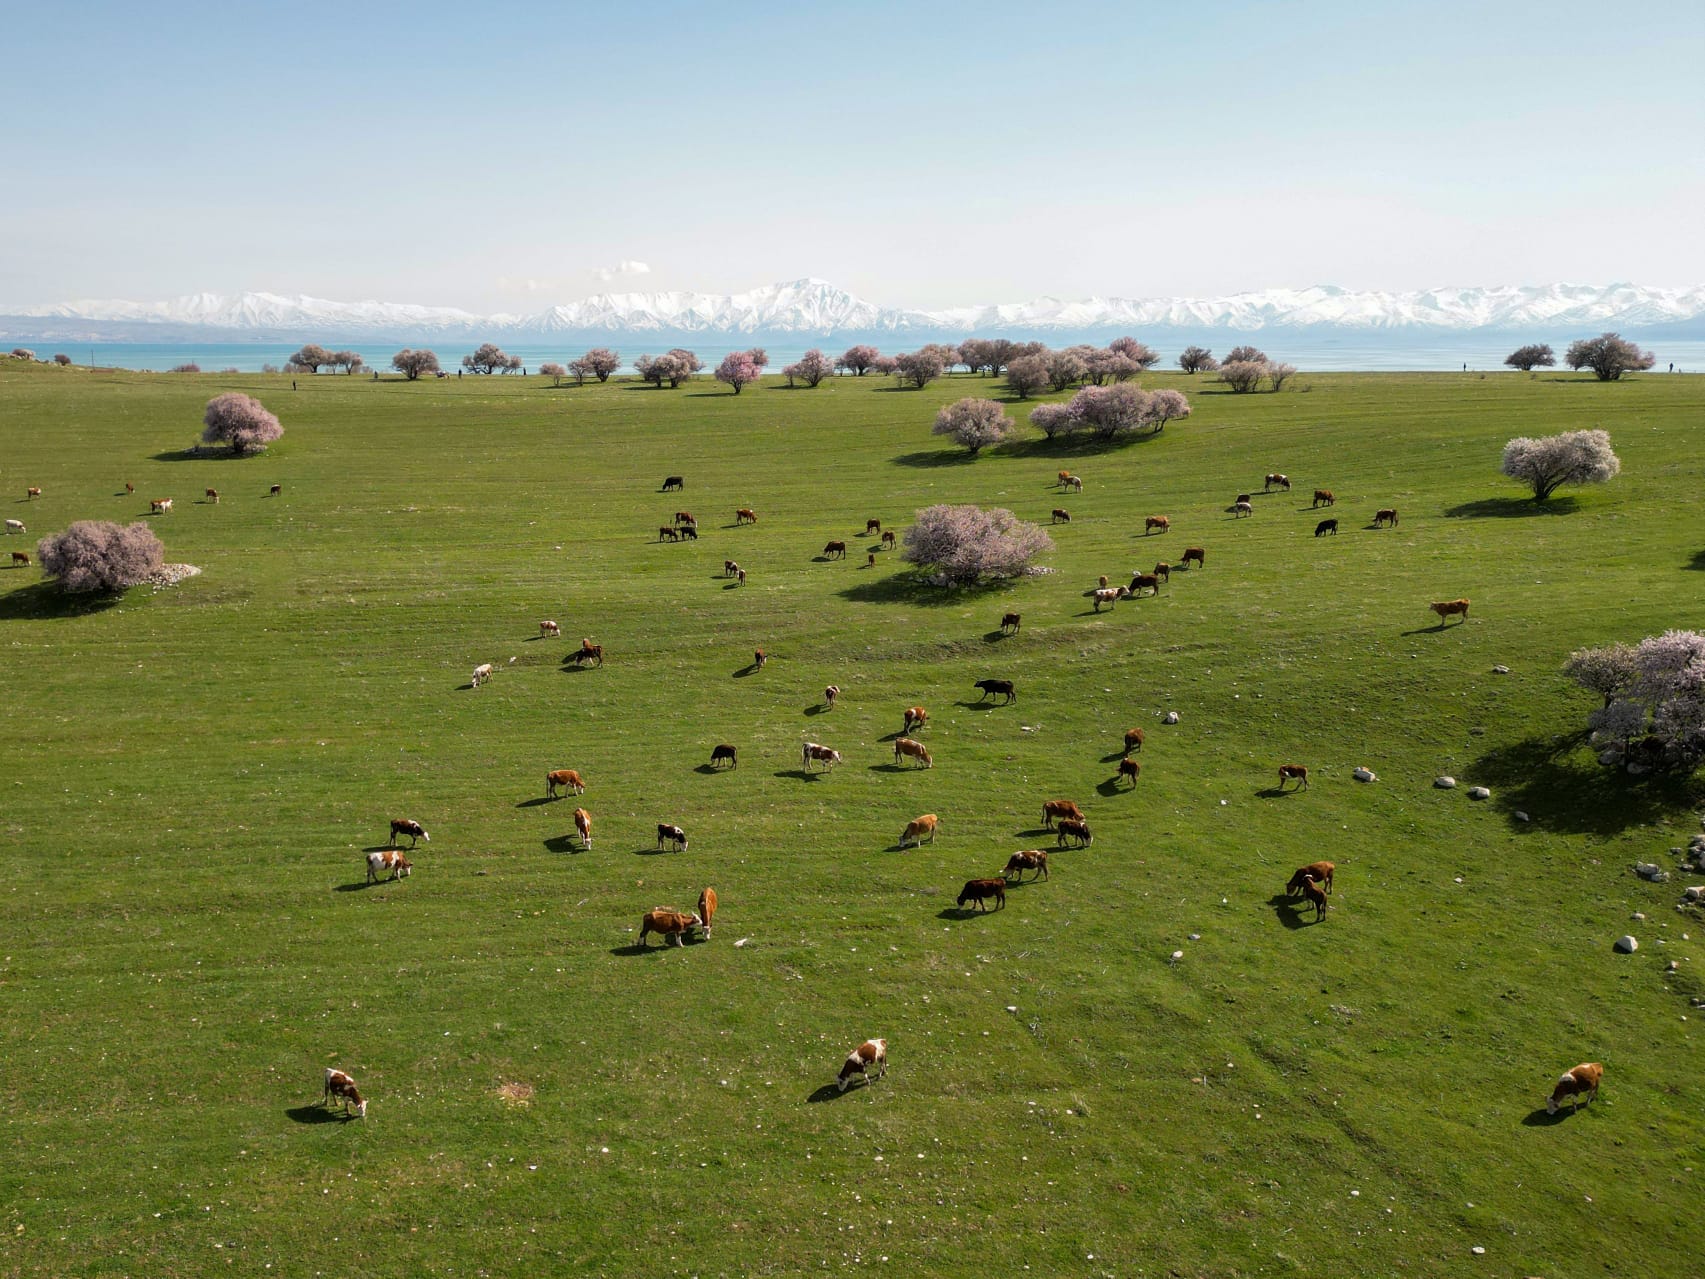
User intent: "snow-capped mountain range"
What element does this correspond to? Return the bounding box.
[5,278,1703,341]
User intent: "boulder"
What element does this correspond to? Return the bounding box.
[1684,886,1705,903]
[1491,664,1510,674]
[1353,766,1377,783]
[1514,811,1530,823]
[1467,786,1491,800]
[1635,862,1671,882]
[1614,935,1639,953]
[1435,776,1457,789]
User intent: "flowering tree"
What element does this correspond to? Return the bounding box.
[783,349,834,387]
[1108,336,1160,369]
[1005,355,1049,399]
[958,338,994,375]
[902,504,1054,585]
[1569,632,1705,770]
[715,350,764,394]
[1225,345,1267,364]
[1178,345,1218,374]
[577,348,621,382]
[392,348,440,380]
[1045,348,1087,392]
[462,343,513,374]
[540,362,569,386]
[1505,343,1555,372]
[9,347,35,360]
[668,348,704,377]
[1084,350,1143,383]
[1064,384,1149,439]
[1143,388,1192,431]
[838,344,880,376]
[1267,362,1297,391]
[870,355,900,376]
[1500,429,1620,501]
[289,344,333,373]
[635,353,692,388]
[1028,402,1082,441]
[331,350,364,374]
[202,393,283,454]
[37,520,164,593]
[1564,642,1638,708]
[53,353,72,366]
[1565,332,1654,381]
[933,398,1014,455]
[1218,360,1267,393]
[894,349,945,389]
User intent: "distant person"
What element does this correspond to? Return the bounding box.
[1669,362,1674,373]
[457,369,462,379]
[1462,362,1467,372]
[292,379,297,390]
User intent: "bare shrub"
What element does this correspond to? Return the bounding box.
[202,392,283,454]
[1500,429,1620,501]
[169,363,201,374]
[37,520,164,593]
[1267,362,1297,391]
[53,353,72,366]
[1225,345,1267,364]
[902,504,1054,585]
[1504,343,1555,372]
[1178,345,1218,374]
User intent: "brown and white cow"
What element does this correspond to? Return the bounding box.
[205,488,219,504]
[1042,799,1084,829]
[698,887,718,939]
[837,1038,887,1091]
[1265,473,1290,491]
[472,662,494,687]
[674,511,695,527]
[900,814,938,848]
[1287,861,1335,896]
[1117,758,1141,787]
[367,850,412,882]
[903,706,928,734]
[958,878,1007,911]
[735,507,758,524]
[269,484,282,497]
[1234,493,1253,506]
[539,620,561,638]
[656,823,689,851]
[1145,515,1170,534]
[573,807,592,850]
[1234,500,1253,518]
[1547,1062,1603,1114]
[753,648,766,669]
[1278,764,1309,790]
[149,498,172,514]
[735,568,747,586]
[1063,475,1083,493]
[323,1067,367,1118]
[1000,613,1021,634]
[724,559,742,578]
[389,818,429,847]
[546,769,585,798]
[711,743,738,768]
[1004,849,1049,881]
[894,737,932,768]
[802,742,842,771]
[1051,508,1071,524]
[1312,489,1335,507]
[1092,586,1128,611]
[823,685,840,709]
[823,540,847,559]
[638,907,700,947]
[1124,727,1145,754]
[573,639,604,666]
[1430,598,1469,624]
[1056,470,1074,488]
[1152,562,1171,583]
[1055,818,1092,847]
[26,486,41,499]
[1181,546,1206,569]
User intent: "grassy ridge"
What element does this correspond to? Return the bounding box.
[2,360,1703,1277]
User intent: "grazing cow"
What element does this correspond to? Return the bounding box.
[1278,763,1310,790]
[678,524,698,540]
[1234,493,1252,505]
[1124,727,1145,754]
[1312,489,1335,507]
[698,887,718,939]
[662,475,685,491]
[900,814,938,848]
[1057,470,1074,488]
[10,550,29,566]
[573,807,592,850]
[1092,586,1128,611]
[1181,546,1206,569]
[1429,598,1470,624]
[539,620,561,638]
[1374,507,1399,528]
[389,818,429,847]
[736,507,758,524]
[1297,875,1328,920]
[958,878,1007,911]
[837,1038,887,1091]
[367,850,412,882]
[674,511,695,527]
[1314,518,1338,536]
[270,484,282,497]
[1117,758,1141,786]
[1098,575,1109,588]
[1234,500,1253,518]
[974,678,1016,703]
[546,769,585,798]
[735,568,747,586]
[1152,562,1170,583]
[1265,473,1290,491]
[1287,861,1335,896]
[658,525,679,542]
[711,743,738,768]
[754,648,767,669]
[1000,612,1021,634]
[1051,508,1071,524]
[865,519,882,535]
[823,540,847,559]
[1145,515,1170,534]
[472,662,494,687]
[3,519,24,535]
[26,486,41,499]
[1064,475,1083,493]
[1055,818,1093,847]
[903,706,928,734]
[824,684,840,709]
[150,499,173,514]
[801,742,842,771]
[1547,1062,1604,1114]
[1042,799,1085,828]
[657,823,689,851]
[323,1068,367,1118]
[881,530,896,549]
[894,737,933,768]
[575,639,604,666]
[639,907,701,947]
[205,488,219,504]
[724,559,741,578]
[1128,573,1161,597]
[1004,850,1049,881]
[126,482,135,494]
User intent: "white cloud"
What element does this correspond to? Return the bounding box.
[591,260,652,282]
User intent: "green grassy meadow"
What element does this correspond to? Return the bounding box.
[2,358,1703,1277]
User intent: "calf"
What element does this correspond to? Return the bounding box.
[902,706,928,734]
[205,488,219,504]
[323,1068,367,1118]
[1547,1062,1603,1114]
[900,814,938,848]
[1278,763,1309,790]
[638,907,701,947]
[735,568,746,586]
[1092,586,1128,611]
[1286,861,1335,896]
[1056,470,1074,488]
[880,530,896,549]
[658,525,679,542]
[823,540,847,559]
[1117,758,1141,786]
[724,559,741,578]
[26,486,42,499]
[546,769,585,798]
[823,684,840,709]
[389,818,429,847]
[1181,546,1206,569]
[1430,598,1469,624]
[865,519,882,535]
[710,743,738,768]
[1042,799,1085,828]
[1152,562,1170,583]
[1063,475,1083,493]
[472,662,494,687]
[893,737,932,768]
[958,878,1007,911]
[801,742,842,771]
[1123,727,1145,754]
[1373,507,1399,528]
[367,850,412,882]
[1265,473,1290,491]
[539,620,561,638]
[270,484,282,497]
[1055,818,1092,847]
[573,639,604,666]
[4,519,25,534]
[1234,493,1252,505]
[1128,573,1160,597]
[662,475,685,491]
[1004,850,1049,881]
[126,482,135,494]
[1312,489,1335,507]
[1297,875,1328,920]
[1000,612,1021,634]
[735,507,758,524]
[9,550,29,566]
[1234,500,1253,518]
[1145,515,1170,534]
[974,678,1016,703]
[754,648,766,669]
[837,1038,887,1092]
[656,823,689,852]
[1051,508,1071,524]
[573,807,592,850]
[698,887,718,940]
[1314,518,1338,536]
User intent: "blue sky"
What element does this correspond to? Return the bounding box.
[3,0,1701,310]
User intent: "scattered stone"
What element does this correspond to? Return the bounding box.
[1471,1246,1485,1256]
[1635,863,1671,882]
[1435,776,1457,789]
[1633,911,1646,921]
[1614,935,1639,954]
[1468,786,1491,800]
[1353,766,1377,783]
[1188,933,1201,941]
[1491,665,1510,675]
[1599,749,1622,766]
[145,562,202,590]
[1514,811,1530,822]
[1686,887,1705,903]
[1162,711,1179,725]
[1668,960,1679,972]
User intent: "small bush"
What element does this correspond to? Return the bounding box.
[901,504,1053,585]
[169,363,201,374]
[202,392,283,454]
[37,520,164,593]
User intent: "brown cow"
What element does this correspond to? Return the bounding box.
[880,530,896,549]
[724,559,741,578]
[893,737,932,768]
[865,519,882,535]
[736,508,758,524]
[1003,850,1049,881]
[1128,573,1160,597]
[1181,546,1206,569]
[1374,507,1399,527]
[26,486,41,499]
[658,525,679,542]
[837,1038,887,1091]
[1055,819,1092,847]
[1117,758,1141,787]
[957,878,1006,911]
[1278,764,1309,790]
[903,706,928,733]
[1145,515,1170,534]
[1312,489,1335,507]
[698,887,718,939]
[674,511,695,526]
[1265,473,1290,491]
[205,488,219,504]
[753,648,766,669]
[1056,470,1074,487]
[1152,562,1170,583]
[1051,508,1071,524]
[1297,875,1328,921]
[573,807,592,850]
[9,550,29,567]
[710,743,738,768]
[149,498,172,514]
[1063,475,1083,493]
[1042,799,1084,828]
[865,552,875,567]
[900,814,938,848]
[1547,1063,1603,1114]
[573,639,604,666]
[823,540,847,559]
[1429,599,1470,624]
[639,907,701,947]
[1287,861,1335,896]
[546,769,585,798]
[1123,727,1145,754]
[735,568,747,586]
[1000,613,1021,634]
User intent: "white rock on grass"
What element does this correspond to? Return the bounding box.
[1684,886,1705,903]
[1491,665,1510,674]
[1635,863,1671,882]
[1467,786,1491,800]
[1435,776,1457,789]
[1353,766,1377,783]
[1514,811,1530,822]
[1615,935,1639,953]
[1162,711,1179,725]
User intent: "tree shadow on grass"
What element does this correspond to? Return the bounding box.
[1466,730,1702,835]
[286,1105,352,1125]
[1444,495,1581,519]
[839,575,1013,608]
[0,581,124,620]
[891,449,980,469]
[1268,894,1314,930]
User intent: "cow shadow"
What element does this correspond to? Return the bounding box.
[806,1084,855,1103]
[1445,496,1580,519]
[804,703,830,717]
[694,763,724,775]
[775,769,826,782]
[983,629,1014,642]
[1520,1107,1574,1127]
[455,681,478,691]
[1399,621,1464,636]
[878,730,908,742]
[559,662,597,672]
[515,797,554,808]
[868,763,907,774]
[722,581,742,590]
[1095,778,1126,797]
[1257,786,1301,799]
[1686,548,1705,572]
[632,846,671,856]
[733,661,762,677]
[285,1105,352,1125]
[1268,894,1316,929]
[361,844,403,853]
[1099,750,1129,764]
[956,699,1008,711]
[609,943,661,956]
[937,907,993,920]
[333,881,375,893]
[543,835,586,854]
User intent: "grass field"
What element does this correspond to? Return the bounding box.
[3,358,1703,1278]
